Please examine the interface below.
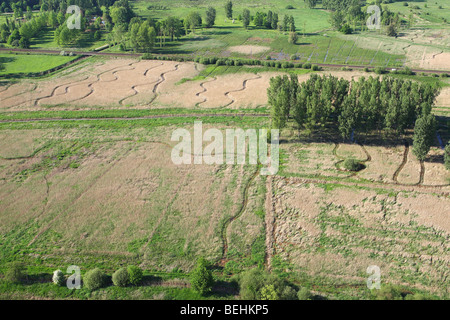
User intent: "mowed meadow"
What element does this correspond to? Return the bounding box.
[0,118,269,276]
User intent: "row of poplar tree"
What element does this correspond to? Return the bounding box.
[268,74,441,161]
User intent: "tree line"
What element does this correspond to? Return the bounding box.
[268,74,441,161]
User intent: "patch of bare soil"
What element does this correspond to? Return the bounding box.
[397,147,421,185]
[360,145,404,183]
[228,45,270,55]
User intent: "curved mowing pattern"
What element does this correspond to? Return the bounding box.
[223,74,262,108]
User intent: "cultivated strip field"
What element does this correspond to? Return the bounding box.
[2,58,449,112]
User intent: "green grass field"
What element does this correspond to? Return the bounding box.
[0,53,78,75]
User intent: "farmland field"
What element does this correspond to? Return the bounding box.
[0,0,449,303]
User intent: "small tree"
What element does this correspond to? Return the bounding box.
[387,24,397,37]
[83,268,106,291]
[288,32,298,44]
[205,7,216,28]
[5,262,26,283]
[445,142,450,170]
[190,257,214,295]
[127,265,143,286]
[225,1,233,19]
[242,9,250,29]
[413,114,436,161]
[112,268,129,287]
[52,270,65,286]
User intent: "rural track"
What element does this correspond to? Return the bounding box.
[223,73,262,108]
[218,165,261,267]
[3,48,450,75]
[0,113,270,124]
[392,140,425,186]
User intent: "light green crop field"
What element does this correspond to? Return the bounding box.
[0,53,78,75]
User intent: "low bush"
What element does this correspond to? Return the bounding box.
[52,270,65,286]
[83,268,106,291]
[343,158,363,171]
[127,265,143,286]
[112,268,129,287]
[5,262,26,283]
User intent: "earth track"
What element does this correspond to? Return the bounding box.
[218,165,260,267]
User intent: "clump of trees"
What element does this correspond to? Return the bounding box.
[239,268,311,300]
[268,74,440,159]
[370,284,436,300]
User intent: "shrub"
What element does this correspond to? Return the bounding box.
[239,268,288,300]
[364,67,370,72]
[339,24,353,34]
[288,32,298,44]
[295,63,303,68]
[127,265,143,285]
[83,268,106,291]
[303,63,311,69]
[142,53,154,60]
[190,257,214,295]
[297,287,313,300]
[311,64,320,71]
[440,73,449,78]
[52,270,65,286]
[286,5,294,9]
[374,67,386,74]
[280,286,298,300]
[112,268,129,287]
[343,158,363,171]
[5,262,26,283]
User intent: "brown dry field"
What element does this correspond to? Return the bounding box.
[3,57,448,111]
[0,125,264,272]
[266,176,450,296]
[342,28,450,70]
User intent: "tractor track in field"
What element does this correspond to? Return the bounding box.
[27,143,135,247]
[67,62,140,104]
[118,62,165,106]
[218,165,260,267]
[147,64,180,105]
[195,76,217,107]
[223,74,262,108]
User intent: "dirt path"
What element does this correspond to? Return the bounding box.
[218,165,260,267]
